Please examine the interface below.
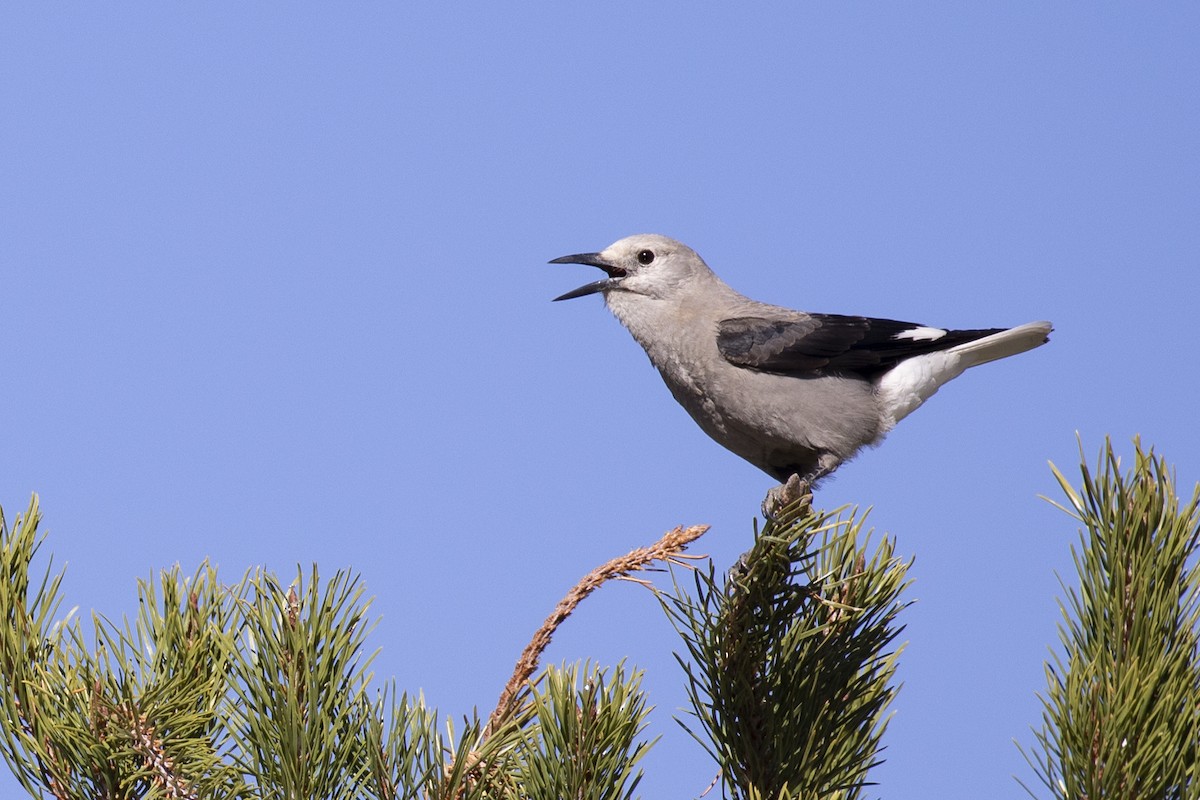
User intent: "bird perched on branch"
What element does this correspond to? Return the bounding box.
[552,234,1051,502]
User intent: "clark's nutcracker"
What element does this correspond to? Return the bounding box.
[552,234,1051,489]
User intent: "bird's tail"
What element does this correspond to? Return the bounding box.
[947,320,1053,368]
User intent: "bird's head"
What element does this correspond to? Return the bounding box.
[550,234,711,302]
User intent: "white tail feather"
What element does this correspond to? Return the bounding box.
[946,320,1053,368]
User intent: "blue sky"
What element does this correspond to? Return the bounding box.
[2,4,1197,798]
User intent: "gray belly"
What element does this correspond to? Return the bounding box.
[657,364,884,480]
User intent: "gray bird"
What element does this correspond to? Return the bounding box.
[552,233,1051,490]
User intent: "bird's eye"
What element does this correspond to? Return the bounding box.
[637,249,655,265]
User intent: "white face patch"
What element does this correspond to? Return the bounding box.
[893,325,947,342]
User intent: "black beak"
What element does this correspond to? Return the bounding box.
[549,252,627,302]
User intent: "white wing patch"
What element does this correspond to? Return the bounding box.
[893,325,947,342]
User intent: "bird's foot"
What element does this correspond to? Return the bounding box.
[761,473,811,521]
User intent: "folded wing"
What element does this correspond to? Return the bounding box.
[717,313,1010,378]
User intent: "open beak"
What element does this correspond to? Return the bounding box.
[549,252,627,301]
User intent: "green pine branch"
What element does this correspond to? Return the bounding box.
[512,661,654,800]
[661,493,912,800]
[1020,439,1200,799]
[226,564,387,798]
[0,495,248,799]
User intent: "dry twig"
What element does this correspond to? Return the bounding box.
[482,524,709,739]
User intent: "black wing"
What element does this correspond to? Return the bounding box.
[716,314,1006,378]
